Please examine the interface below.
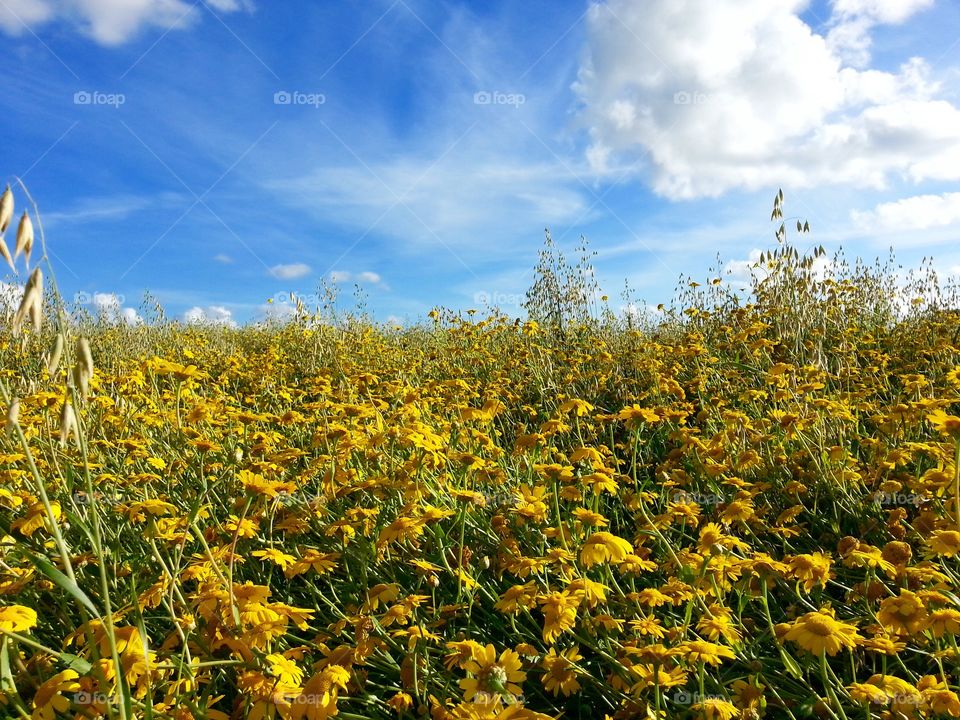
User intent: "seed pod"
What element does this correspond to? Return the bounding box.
[59,400,78,448]
[12,267,43,334]
[4,397,18,438]
[0,186,13,233]
[48,333,64,377]
[14,212,33,265]
[77,337,94,379]
[0,238,12,272]
[73,364,89,402]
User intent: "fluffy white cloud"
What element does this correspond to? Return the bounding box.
[0,282,25,314]
[723,248,833,289]
[328,270,383,285]
[90,292,142,324]
[827,0,934,65]
[575,0,952,199]
[0,0,251,45]
[851,192,960,232]
[356,271,381,284]
[270,263,311,280]
[184,305,235,327]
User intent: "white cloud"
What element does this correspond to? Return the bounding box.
[0,282,25,314]
[575,0,955,199]
[121,307,142,325]
[89,292,143,325]
[213,253,234,264]
[328,270,383,285]
[851,192,960,232]
[270,263,311,280]
[259,301,297,323]
[724,249,767,287]
[827,0,934,66]
[0,0,251,45]
[183,305,236,327]
[723,248,833,289]
[0,0,53,34]
[269,160,590,251]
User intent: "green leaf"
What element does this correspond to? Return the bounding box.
[0,636,16,694]
[59,652,93,674]
[777,644,805,680]
[23,551,100,617]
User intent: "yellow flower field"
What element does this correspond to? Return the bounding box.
[2,183,960,719]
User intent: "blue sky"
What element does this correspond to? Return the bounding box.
[1,0,959,325]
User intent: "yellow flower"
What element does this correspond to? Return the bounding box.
[928,530,960,557]
[617,404,661,429]
[691,698,739,720]
[566,577,608,608]
[252,547,298,570]
[678,640,736,666]
[785,552,833,592]
[494,583,538,615]
[445,640,486,671]
[579,532,634,568]
[877,590,927,636]
[848,675,921,713]
[285,550,340,578]
[387,691,414,714]
[0,604,37,633]
[540,646,582,697]
[928,409,960,438]
[697,606,742,645]
[289,665,351,720]
[31,670,81,720]
[267,652,304,686]
[559,399,594,417]
[459,644,526,703]
[11,501,61,537]
[538,591,580,643]
[926,608,960,638]
[784,609,861,656]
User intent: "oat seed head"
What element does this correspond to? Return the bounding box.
[15,211,33,267]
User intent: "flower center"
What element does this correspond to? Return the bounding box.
[805,617,836,636]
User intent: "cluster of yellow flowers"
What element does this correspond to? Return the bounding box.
[2,192,960,718]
